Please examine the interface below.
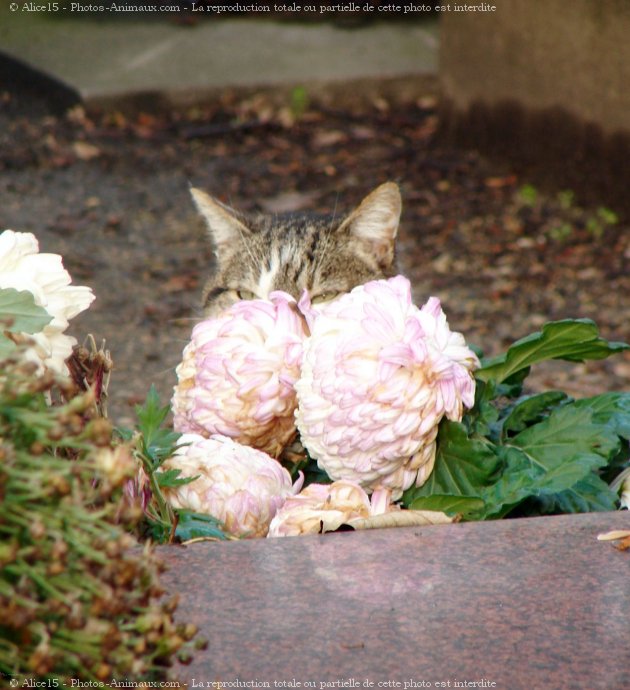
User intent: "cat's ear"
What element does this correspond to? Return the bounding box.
[339,182,401,270]
[190,188,250,256]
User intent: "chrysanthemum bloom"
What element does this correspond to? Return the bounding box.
[160,433,303,538]
[295,275,479,500]
[172,292,307,457]
[0,230,95,375]
[267,480,395,537]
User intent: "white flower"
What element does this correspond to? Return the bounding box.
[295,275,478,500]
[0,230,94,375]
[160,433,303,538]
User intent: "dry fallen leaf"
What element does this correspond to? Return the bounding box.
[260,190,320,213]
[596,530,630,541]
[597,530,630,551]
[347,509,457,531]
[72,141,101,161]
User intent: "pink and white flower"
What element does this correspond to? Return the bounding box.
[172,292,308,457]
[267,480,392,537]
[160,433,303,538]
[295,275,478,500]
[0,230,95,375]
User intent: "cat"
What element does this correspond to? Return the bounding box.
[190,181,402,315]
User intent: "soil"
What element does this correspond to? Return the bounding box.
[1,85,629,427]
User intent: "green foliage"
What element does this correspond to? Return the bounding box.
[476,319,629,384]
[548,222,573,241]
[519,184,538,205]
[290,86,309,119]
[586,206,619,238]
[517,186,619,242]
[287,450,332,487]
[170,511,228,542]
[404,320,630,520]
[557,189,575,210]
[129,384,181,469]
[595,206,619,226]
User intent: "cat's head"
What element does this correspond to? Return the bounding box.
[191,181,402,315]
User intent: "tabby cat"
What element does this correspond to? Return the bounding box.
[190,182,402,315]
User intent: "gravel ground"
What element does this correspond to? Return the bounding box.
[1,86,629,426]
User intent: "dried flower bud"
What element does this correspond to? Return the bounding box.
[47,562,65,576]
[85,417,113,446]
[29,520,46,540]
[29,441,46,456]
[94,445,135,486]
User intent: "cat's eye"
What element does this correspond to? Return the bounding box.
[235,289,257,301]
[311,292,340,305]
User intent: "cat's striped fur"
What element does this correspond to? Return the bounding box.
[191,182,402,315]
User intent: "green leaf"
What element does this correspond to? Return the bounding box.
[572,392,630,441]
[476,319,629,384]
[402,420,502,507]
[570,393,630,483]
[483,448,605,518]
[407,494,486,517]
[135,384,170,435]
[596,206,619,226]
[511,402,619,469]
[500,391,570,438]
[174,510,228,541]
[134,385,181,467]
[465,379,499,438]
[0,288,52,357]
[0,287,52,333]
[519,184,538,205]
[524,473,619,516]
[156,468,200,489]
[479,403,620,518]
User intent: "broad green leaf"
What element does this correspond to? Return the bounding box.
[402,420,502,507]
[0,287,52,333]
[174,510,228,541]
[478,403,620,518]
[476,319,629,384]
[465,379,500,438]
[501,391,570,438]
[407,494,485,517]
[512,401,620,466]
[570,393,630,483]
[479,448,606,519]
[526,473,619,515]
[572,392,630,441]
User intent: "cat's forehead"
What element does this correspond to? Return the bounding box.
[250,211,336,236]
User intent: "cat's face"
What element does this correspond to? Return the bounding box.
[191,182,402,316]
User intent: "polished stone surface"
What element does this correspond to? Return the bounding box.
[159,512,630,689]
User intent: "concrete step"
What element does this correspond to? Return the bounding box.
[0,6,438,110]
